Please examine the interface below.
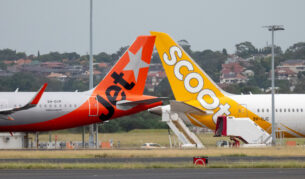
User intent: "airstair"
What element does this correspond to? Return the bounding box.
[215,116,272,145]
[150,105,204,148]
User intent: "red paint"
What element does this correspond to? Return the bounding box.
[31,83,48,105]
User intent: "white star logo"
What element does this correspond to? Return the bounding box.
[123,47,149,82]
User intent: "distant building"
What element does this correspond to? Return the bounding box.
[16,61,84,78]
[94,62,109,68]
[274,59,305,81]
[220,62,249,84]
[15,59,32,66]
[275,67,296,80]
[225,54,245,64]
[146,63,166,92]
[47,72,67,81]
[41,62,65,69]
[3,60,14,65]
[277,59,305,73]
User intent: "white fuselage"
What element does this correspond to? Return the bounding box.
[231,93,305,135]
[0,91,89,127]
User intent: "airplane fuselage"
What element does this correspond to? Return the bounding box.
[0,91,160,132]
[187,94,305,138]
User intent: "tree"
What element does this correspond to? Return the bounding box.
[247,60,269,89]
[154,78,174,100]
[235,41,258,58]
[259,46,282,55]
[222,48,228,56]
[284,42,305,59]
[191,50,226,82]
[178,39,191,54]
[94,52,112,63]
[0,49,26,61]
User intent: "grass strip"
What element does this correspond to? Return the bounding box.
[0,147,305,159]
[1,161,305,169]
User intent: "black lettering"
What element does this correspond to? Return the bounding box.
[120,91,126,101]
[97,95,114,121]
[111,72,135,90]
[106,85,122,105]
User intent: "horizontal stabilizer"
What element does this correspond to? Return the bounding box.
[170,100,213,115]
[116,97,166,110]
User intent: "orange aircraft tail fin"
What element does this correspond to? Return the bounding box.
[93,35,156,96]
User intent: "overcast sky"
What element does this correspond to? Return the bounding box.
[0,0,304,55]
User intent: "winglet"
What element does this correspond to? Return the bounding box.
[30,83,47,105]
[0,83,48,115]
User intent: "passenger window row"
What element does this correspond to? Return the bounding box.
[38,104,77,108]
[257,108,303,113]
[13,104,77,108]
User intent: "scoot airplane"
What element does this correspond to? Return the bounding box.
[0,35,163,132]
[151,31,305,138]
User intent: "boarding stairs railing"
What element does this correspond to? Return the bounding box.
[161,105,204,148]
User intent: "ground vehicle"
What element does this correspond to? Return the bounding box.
[141,143,165,149]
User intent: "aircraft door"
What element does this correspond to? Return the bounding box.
[88,96,98,116]
[237,104,248,117]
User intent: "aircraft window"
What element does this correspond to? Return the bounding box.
[280,109,282,112]
[301,109,303,112]
[49,104,52,108]
[257,109,260,112]
[64,104,67,107]
[69,104,72,107]
[59,104,62,107]
[292,109,295,112]
[39,104,41,108]
[284,109,286,112]
[275,109,278,112]
[262,109,264,112]
[44,104,47,108]
[297,109,299,112]
[54,104,57,108]
[74,104,77,108]
[267,109,269,112]
[288,109,290,112]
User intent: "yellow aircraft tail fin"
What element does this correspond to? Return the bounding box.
[151,31,228,110]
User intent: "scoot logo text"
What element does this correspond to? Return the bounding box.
[163,46,230,122]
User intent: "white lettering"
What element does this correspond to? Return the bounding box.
[197,89,219,109]
[164,45,232,118]
[184,73,204,93]
[174,60,194,80]
[163,46,182,65]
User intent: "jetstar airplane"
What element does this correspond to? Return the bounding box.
[0,35,163,132]
[150,31,305,138]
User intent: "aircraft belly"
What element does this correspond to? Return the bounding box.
[0,108,72,126]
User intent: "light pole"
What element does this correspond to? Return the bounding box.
[263,25,284,146]
[88,0,94,148]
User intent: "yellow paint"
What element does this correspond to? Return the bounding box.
[151,32,272,133]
